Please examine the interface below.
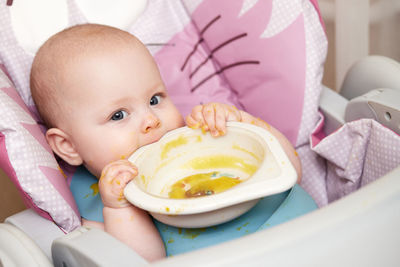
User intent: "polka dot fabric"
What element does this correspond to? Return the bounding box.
[312,119,400,203]
[295,1,328,206]
[0,67,80,232]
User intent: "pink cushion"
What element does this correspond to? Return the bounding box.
[155,0,326,146]
[0,67,80,232]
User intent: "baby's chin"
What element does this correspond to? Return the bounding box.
[83,164,101,179]
[83,159,115,179]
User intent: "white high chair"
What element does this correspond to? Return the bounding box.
[1,1,400,266]
[2,56,400,267]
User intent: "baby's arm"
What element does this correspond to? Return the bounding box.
[186,103,302,182]
[97,160,165,261]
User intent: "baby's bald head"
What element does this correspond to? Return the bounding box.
[30,24,141,128]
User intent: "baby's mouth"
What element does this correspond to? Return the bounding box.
[143,128,176,148]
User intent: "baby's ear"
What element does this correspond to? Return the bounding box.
[46,128,83,166]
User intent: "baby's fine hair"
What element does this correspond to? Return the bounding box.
[30,23,139,128]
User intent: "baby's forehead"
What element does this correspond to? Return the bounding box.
[41,26,139,83]
[43,24,138,63]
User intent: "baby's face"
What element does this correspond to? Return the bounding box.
[57,43,184,177]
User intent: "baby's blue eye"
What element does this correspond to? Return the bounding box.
[111,110,128,121]
[150,95,162,106]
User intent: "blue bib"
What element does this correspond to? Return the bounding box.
[70,166,317,256]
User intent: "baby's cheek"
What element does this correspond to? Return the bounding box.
[169,106,185,128]
[111,135,139,161]
[110,146,126,161]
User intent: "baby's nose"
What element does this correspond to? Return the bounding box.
[142,113,161,133]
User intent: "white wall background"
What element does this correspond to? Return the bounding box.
[320,0,400,91]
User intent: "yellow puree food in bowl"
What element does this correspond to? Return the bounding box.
[169,172,242,199]
[167,154,258,199]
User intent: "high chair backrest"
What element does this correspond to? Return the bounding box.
[0,0,327,232]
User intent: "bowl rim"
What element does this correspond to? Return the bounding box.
[124,121,297,215]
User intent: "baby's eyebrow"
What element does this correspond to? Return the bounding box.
[108,96,132,107]
[149,82,165,93]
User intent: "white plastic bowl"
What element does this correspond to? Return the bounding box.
[124,121,297,228]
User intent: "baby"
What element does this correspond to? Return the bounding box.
[30,24,301,262]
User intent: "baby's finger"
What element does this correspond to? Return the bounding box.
[186,114,201,129]
[187,105,206,128]
[108,171,132,197]
[225,105,242,122]
[202,103,218,135]
[100,160,137,185]
[191,104,209,132]
[118,169,135,187]
[214,104,227,136]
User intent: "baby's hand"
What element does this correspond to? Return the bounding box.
[98,160,137,209]
[186,103,242,137]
